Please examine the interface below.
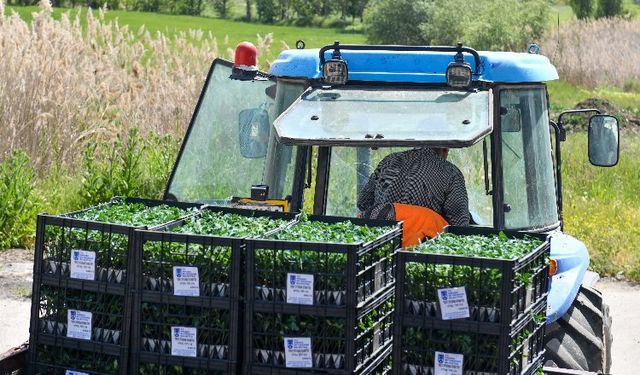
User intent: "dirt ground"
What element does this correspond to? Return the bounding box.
[0,249,638,374]
[0,249,33,353]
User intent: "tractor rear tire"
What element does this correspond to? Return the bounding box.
[544,285,612,373]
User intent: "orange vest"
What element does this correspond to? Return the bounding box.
[393,203,448,248]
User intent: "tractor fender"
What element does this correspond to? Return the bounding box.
[546,232,590,324]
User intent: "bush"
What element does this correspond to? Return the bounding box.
[596,0,623,18]
[364,0,548,51]
[0,151,39,249]
[570,0,595,19]
[79,128,179,207]
[321,15,351,28]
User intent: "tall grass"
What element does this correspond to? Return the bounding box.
[542,18,640,89]
[0,1,274,174]
[0,1,272,246]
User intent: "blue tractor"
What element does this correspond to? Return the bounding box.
[162,42,619,373]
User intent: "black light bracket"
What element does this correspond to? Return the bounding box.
[330,41,342,60]
[318,42,482,76]
[453,43,465,64]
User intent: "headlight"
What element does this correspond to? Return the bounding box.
[323,59,348,85]
[446,62,472,88]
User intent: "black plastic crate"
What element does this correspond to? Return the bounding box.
[393,226,550,375]
[28,197,200,375]
[398,226,549,324]
[33,197,201,290]
[244,289,395,374]
[28,284,129,375]
[30,342,124,375]
[242,215,400,373]
[131,206,296,375]
[246,215,402,309]
[396,303,546,375]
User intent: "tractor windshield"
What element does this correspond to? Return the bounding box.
[165,61,304,205]
[325,142,494,225]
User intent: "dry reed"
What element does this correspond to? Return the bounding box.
[0,0,272,173]
[542,18,640,89]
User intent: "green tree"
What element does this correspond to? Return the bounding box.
[256,0,278,22]
[211,0,231,17]
[292,0,316,22]
[245,0,252,20]
[364,0,435,45]
[570,0,594,19]
[596,0,623,18]
[365,0,548,51]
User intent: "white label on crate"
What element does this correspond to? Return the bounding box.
[70,249,96,281]
[286,273,314,305]
[67,310,92,340]
[173,266,200,297]
[284,337,313,368]
[437,287,470,320]
[171,326,197,357]
[65,370,89,375]
[434,352,463,375]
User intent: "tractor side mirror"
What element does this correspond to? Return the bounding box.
[588,115,619,167]
[238,107,270,159]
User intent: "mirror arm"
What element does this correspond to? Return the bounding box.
[557,108,601,142]
[549,120,564,229]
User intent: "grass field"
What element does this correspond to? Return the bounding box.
[562,133,640,280]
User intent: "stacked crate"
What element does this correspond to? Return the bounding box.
[28,198,198,375]
[130,207,295,375]
[243,215,402,374]
[393,226,550,375]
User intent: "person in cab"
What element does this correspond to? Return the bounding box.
[358,147,470,247]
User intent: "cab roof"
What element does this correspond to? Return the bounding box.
[269,48,559,84]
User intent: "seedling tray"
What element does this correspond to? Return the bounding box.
[393,226,550,375]
[131,206,296,374]
[28,197,200,375]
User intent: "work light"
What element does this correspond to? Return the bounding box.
[446,62,472,88]
[323,59,348,85]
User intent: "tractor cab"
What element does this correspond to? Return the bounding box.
[163,42,619,372]
[164,42,618,230]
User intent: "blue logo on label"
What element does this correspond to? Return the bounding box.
[70,311,76,320]
[174,328,180,338]
[287,339,294,349]
[176,268,182,278]
[440,290,448,301]
[289,275,296,285]
[438,353,445,364]
[73,251,79,261]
